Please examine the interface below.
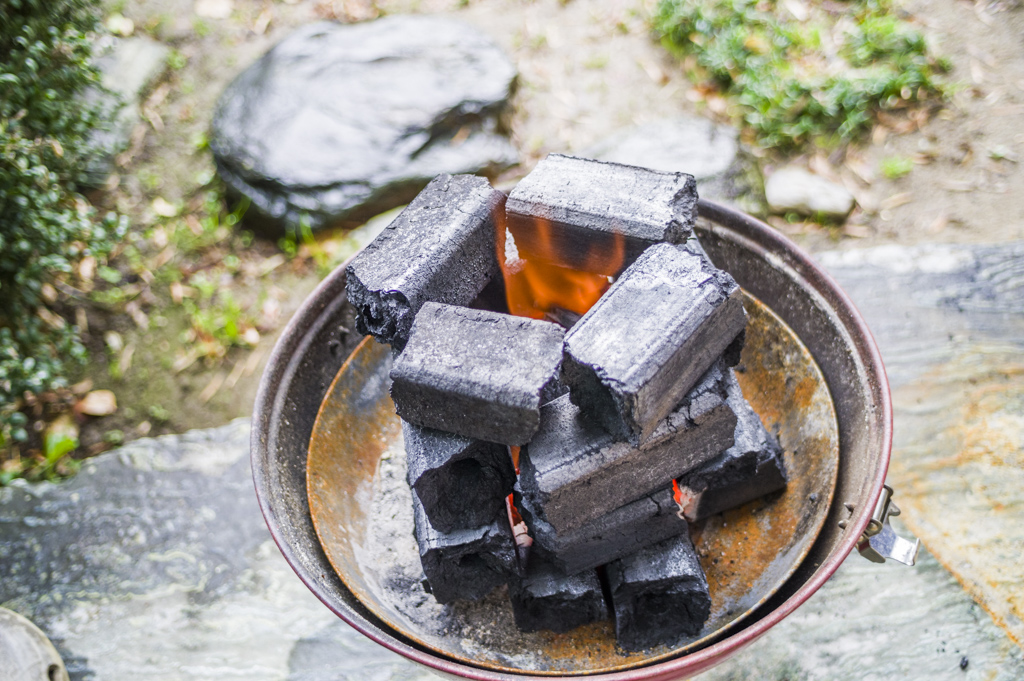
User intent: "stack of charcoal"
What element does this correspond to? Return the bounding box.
[344,154,787,651]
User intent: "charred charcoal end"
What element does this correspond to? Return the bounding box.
[508,552,606,634]
[607,533,710,651]
[413,496,516,604]
[405,422,517,533]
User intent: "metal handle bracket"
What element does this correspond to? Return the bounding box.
[855,485,921,566]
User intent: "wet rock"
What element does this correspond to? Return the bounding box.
[83,36,170,185]
[765,167,854,219]
[583,116,757,208]
[210,17,518,236]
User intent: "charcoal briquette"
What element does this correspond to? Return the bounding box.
[345,174,505,351]
[518,362,736,534]
[412,494,516,604]
[563,242,747,445]
[390,302,565,446]
[403,421,517,533]
[505,154,697,274]
[508,550,607,634]
[519,484,688,576]
[676,369,787,521]
[606,533,711,652]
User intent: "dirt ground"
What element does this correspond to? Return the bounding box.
[88,0,1024,446]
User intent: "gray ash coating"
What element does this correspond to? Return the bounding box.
[390,303,565,446]
[518,360,736,534]
[506,154,697,272]
[518,484,688,576]
[562,241,747,445]
[345,173,504,351]
[678,368,787,521]
[403,420,516,533]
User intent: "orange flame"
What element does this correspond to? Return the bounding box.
[497,214,626,321]
[509,445,520,475]
[672,479,683,506]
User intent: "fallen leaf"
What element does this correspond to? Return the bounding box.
[881,192,913,210]
[71,379,94,396]
[152,197,178,218]
[198,373,225,404]
[254,6,273,34]
[104,330,124,353]
[78,255,96,283]
[44,414,79,459]
[41,283,58,304]
[76,390,118,416]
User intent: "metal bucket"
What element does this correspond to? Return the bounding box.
[251,199,893,679]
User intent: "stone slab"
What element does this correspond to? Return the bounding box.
[816,242,1024,647]
[0,420,396,681]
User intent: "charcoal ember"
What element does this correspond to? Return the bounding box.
[403,421,517,533]
[606,533,711,652]
[508,549,606,633]
[518,362,736,534]
[563,242,747,445]
[412,494,516,604]
[345,173,505,351]
[390,302,565,445]
[518,485,687,576]
[676,369,787,521]
[505,154,697,274]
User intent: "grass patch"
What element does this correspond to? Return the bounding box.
[652,0,950,151]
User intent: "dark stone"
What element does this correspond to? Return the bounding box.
[518,485,687,576]
[508,551,606,633]
[563,241,747,445]
[505,154,697,274]
[390,303,565,446]
[210,17,518,235]
[518,362,736,534]
[345,174,504,351]
[676,369,787,521]
[403,420,516,533]
[606,533,710,652]
[412,494,516,604]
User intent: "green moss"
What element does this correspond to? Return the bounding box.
[652,0,949,151]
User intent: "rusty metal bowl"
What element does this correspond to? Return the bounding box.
[251,199,892,680]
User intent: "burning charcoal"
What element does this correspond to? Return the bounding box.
[606,533,711,652]
[403,421,517,533]
[505,154,697,274]
[412,494,516,604]
[676,369,787,521]
[390,302,565,446]
[508,550,606,633]
[563,242,747,445]
[518,362,736,534]
[345,174,505,351]
[518,485,687,576]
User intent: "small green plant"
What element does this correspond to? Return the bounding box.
[652,0,949,151]
[1,0,128,460]
[880,155,914,179]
